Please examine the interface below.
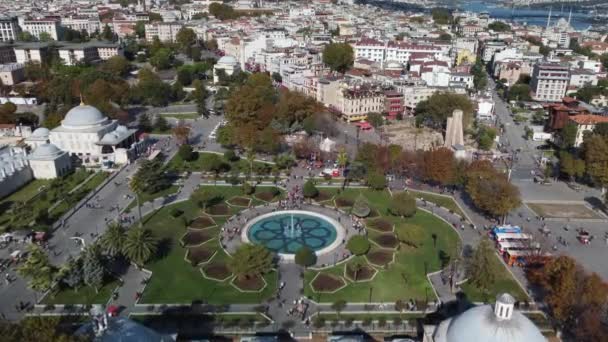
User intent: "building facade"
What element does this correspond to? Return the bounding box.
[530,63,570,102]
[0,17,20,42]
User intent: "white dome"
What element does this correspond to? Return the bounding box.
[217,55,237,65]
[31,143,64,159]
[62,104,108,128]
[442,304,546,342]
[31,127,50,138]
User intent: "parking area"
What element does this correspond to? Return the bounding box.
[526,202,605,219]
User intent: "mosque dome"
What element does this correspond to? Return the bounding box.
[31,127,50,138]
[31,143,64,159]
[62,104,108,128]
[217,55,238,66]
[439,293,546,342]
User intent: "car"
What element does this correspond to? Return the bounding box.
[567,183,582,192]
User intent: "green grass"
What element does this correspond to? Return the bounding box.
[126,185,180,211]
[460,269,528,302]
[160,113,200,119]
[42,278,119,305]
[408,190,465,217]
[167,152,273,175]
[317,313,423,321]
[139,186,281,304]
[0,170,108,230]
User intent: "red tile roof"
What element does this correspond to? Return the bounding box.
[570,115,608,125]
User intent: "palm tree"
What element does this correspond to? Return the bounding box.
[99,222,126,258]
[245,149,256,178]
[337,148,349,189]
[128,174,144,227]
[122,227,158,267]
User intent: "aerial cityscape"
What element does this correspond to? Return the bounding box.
[0,0,607,341]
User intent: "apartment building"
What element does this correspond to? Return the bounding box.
[385,91,404,120]
[144,22,183,42]
[0,44,16,64]
[353,38,443,64]
[22,18,61,41]
[0,17,20,42]
[339,86,385,122]
[570,115,608,147]
[568,68,598,90]
[0,63,25,85]
[62,16,101,35]
[530,63,570,102]
[58,42,122,66]
[14,43,50,64]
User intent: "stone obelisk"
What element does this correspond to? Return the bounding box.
[444,109,464,148]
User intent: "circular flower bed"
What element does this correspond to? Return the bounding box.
[186,246,215,265]
[227,196,251,207]
[189,216,216,229]
[372,234,399,249]
[335,197,354,208]
[345,263,377,282]
[206,203,231,216]
[310,273,346,293]
[181,230,214,246]
[202,262,232,281]
[232,275,266,292]
[366,218,393,232]
[366,249,394,267]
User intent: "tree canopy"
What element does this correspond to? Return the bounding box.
[507,84,532,101]
[466,238,500,299]
[389,191,417,217]
[229,244,274,280]
[488,21,511,32]
[415,92,474,129]
[464,160,521,218]
[322,43,354,74]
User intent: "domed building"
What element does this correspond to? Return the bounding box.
[214,55,240,84]
[28,142,72,179]
[25,127,50,149]
[423,293,546,342]
[49,102,146,167]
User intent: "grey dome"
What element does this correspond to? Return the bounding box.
[62,105,108,128]
[31,143,63,159]
[31,127,50,138]
[444,305,546,342]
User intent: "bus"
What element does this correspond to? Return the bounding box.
[497,240,541,255]
[494,232,532,242]
[504,248,544,267]
[491,225,522,236]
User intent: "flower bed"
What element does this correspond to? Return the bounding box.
[345,263,377,282]
[202,262,232,281]
[315,191,333,202]
[366,218,393,232]
[372,234,399,249]
[227,196,251,207]
[335,197,354,208]
[186,246,215,265]
[232,275,266,291]
[206,203,231,216]
[366,249,394,267]
[189,216,216,229]
[310,273,346,293]
[181,230,214,246]
[255,191,277,202]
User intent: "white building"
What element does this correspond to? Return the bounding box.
[21,19,61,41]
[568,68,598,90]
[14,43,50,64]
[28,143,72,179]
[144,22,183,43]
[477,97,495,121]
[25,127,51,149]
[213,55,240,83]
[49,103,147,166]
[0,63,25,85]
[0,17,20,42]
[353,38,444,64]
[62,16,101,35]
[0,145,32,199]
[57,42,122,66]
[530,63,570,102]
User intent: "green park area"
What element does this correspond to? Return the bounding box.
[0,169,108,231]
[139,185,283,304]
[42,278,119,305]
[303,187,527,304]
[167,151,275,176]
[408,190,465,217]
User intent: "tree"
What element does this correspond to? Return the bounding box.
[99,222,126,258]
[123,227,158,267]
[507,84,532,101]
[138,113,152,132]
[38,32,52,42]
[337,148,348,169]
[228,244,274,280]
[322,42,354,74]
[415,92,474,129]
[150,48,173,70]
[134,21,146,38]
[209,3,237,20]
[178,144,196,161]
[17,244,55,291]
[295,246,317,268]
[488,21,511,32]
[175,27,197,52]
[420,147,455,185]
[17,31,35,42]
[465,161,521,218]
[583,134,608,187]
[559,151,585,181]
[351,193,371,217]
[431,8,451,25]
[395,223,425,247]
[82,245,105,293]
[102,55,130,77]
[331,299,347,319]
[190,187,222,210]
[366,170,387,190]
[346,236,371,255]
[303,179,319,198]
[192,79,208,118]
[172,122,191,144]
[531,110,546,125]
[534,256,578,324]
[130,158,170,195]
[177,67,192,86]
[271,72,282,83]
[224,149,239,162]
[471,59,488,91]
[389,191,416,217]
[153,115,169,132]
[367,112,384,128]
[60,256,83,291]
[559,122,578,149]
[466,238,500,299]
[0,316,81,342]
[101,24,114,41]
[477,126,497,151]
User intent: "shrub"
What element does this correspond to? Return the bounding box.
[242,182,255,195]
[178,144,196,161]
[351,194,370,218]
[170,208,183,217]
[366,170,387,190]
[295,246,317,267]
[303,179,319,198]
[224,149,239,161]
[396,223,425,247]
[346,236,371,255]
[389,192,417,217]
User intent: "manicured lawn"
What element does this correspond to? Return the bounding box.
[408,190,465,217]
[129,185,180,210]
[42,278,119,305]
[167,152,273,174]
[0,170,108,230]
[139,185,281,304]
[460,268,529,302]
